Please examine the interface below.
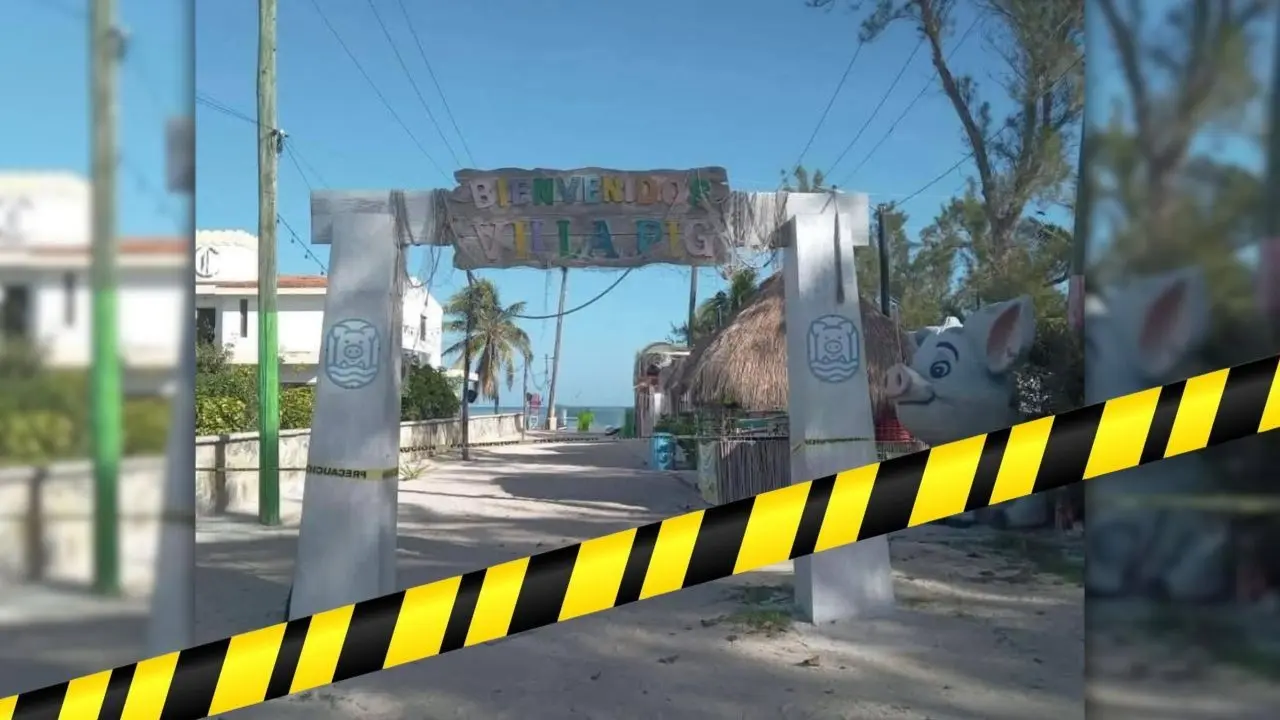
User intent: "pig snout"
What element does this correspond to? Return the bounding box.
[885,364,932,403]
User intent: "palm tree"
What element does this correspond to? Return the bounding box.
[443,279,533,412]
[779,166,828,193]
[697,267,759,331]
[666,268,760,347]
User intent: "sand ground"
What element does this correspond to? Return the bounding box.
[193,440,1087,719]
[3,439,1278,717]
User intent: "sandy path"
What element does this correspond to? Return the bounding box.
[4,441,1277,716]
[195,441,1086,719]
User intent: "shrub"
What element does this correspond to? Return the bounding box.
[0,410,78,464]
[196,343,258,428]
[0,341,173,462]
[577,409,595,432]
[196,395,249,436]
[123,397,172,455]
[401,363,460,421]
[279,386,316,429]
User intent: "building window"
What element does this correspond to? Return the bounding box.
[419,314,426,340]
[239,299,249,337]
[63,272,76,326]
[0,284,31,340]
[196,307,217,346]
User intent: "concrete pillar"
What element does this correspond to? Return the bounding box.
[289,208,403,619]
[782,195,895,623]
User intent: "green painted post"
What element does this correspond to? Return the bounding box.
[257,0,281,526]
[90,0,123,596]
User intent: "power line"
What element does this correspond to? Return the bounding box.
[277,212,330,275]
[787,40,865,178]
[509,267,637,320]
[394,0,477,167]
[277,140,332,275]
[892,53,1085,208]
[838,16,982,186]
[189,104,328,274]
[199,91,331,188]
[302,0,450,181]
[824,37,925,180]
[196,92,265,128]
[364,0,462,168]
[285,143,329,188]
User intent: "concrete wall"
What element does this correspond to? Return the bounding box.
[196,413,523,519]
[0,413,523,596]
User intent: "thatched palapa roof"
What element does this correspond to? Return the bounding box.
[681,273,912,415]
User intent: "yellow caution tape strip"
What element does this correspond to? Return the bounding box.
[3,354,1278,720]
[305,464,399,481]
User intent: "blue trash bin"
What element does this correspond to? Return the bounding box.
[650,432,676,471]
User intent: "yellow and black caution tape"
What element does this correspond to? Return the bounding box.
[304,464,399,481]
[3,355,1278,720]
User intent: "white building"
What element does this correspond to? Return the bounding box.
[195,230,443,385]
[0,173,442,393]
[0,173,186,393]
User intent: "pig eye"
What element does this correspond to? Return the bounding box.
[929,360,951,379]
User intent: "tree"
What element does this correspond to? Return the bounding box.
[780,166,829,192]
[443,279,534,411]
[814,0,1083,300]
[667,268,761,346]
[697,267,760,331]
[1093,0,1267,274]
[401,363,461,421]
[1090,0,1268,371]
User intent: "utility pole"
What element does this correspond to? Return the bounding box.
[876,204,891,315]
[545,267,568,430]
[257,0,281,526]
[1261,9,1280,340]
[90,0,123,596]
[460,270,475,459]
[520,361,529,440]
[1068,128,1090,334]
[686,267,699,344]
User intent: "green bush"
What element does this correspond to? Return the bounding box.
[0,341,173,462]
[195,395,249,436]
[0,410,78,464]
[196,343,259,428]
[280,386,316,429]
[0,341,460,465]
[401,363,460,421]
[123,397,172,455]
[577,409,595,432]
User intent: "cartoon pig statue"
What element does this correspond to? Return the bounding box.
[884,296,1051,528]
[1084,269,1229,601]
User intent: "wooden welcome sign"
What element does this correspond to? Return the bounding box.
[445,167,733,269]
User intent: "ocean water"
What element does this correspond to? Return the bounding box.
[468,405,628,430]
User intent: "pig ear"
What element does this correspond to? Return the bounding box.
[910,327,933,349]
[1134,269,1207,378]
[967,296,1036,373]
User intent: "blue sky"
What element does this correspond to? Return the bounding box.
[194,0,1006,407]
[14,1,1270,407]
[1,0,186,235]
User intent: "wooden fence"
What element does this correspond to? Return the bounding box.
[703,437,926,505]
